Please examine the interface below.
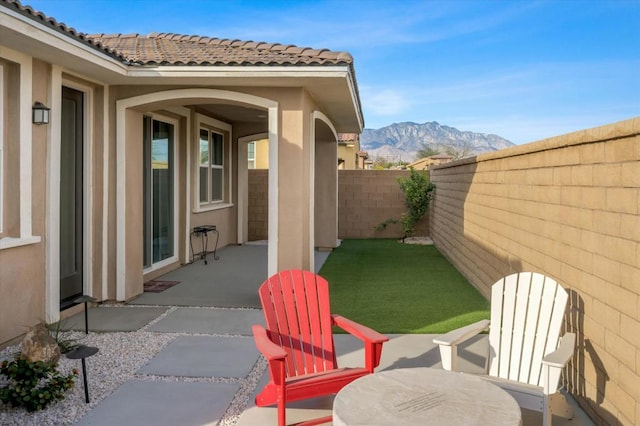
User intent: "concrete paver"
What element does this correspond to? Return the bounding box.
[147,307,264,335]
[138,335,259,378]
[77,380,238,426]
[59,307,169,332]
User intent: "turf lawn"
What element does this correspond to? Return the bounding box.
[318,239,490,334]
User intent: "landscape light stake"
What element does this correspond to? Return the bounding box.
[73,295,97,334]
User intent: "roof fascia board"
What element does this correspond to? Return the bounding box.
[1,7,127,75]
[345,69,364,131]
[125,66,352,78]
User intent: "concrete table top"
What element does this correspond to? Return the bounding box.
[333,367,522,426]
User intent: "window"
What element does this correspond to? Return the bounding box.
[247,142,256,169]
[199,128,224,204]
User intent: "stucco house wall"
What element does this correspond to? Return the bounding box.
[0,1,362,346]
[429,118,639,425]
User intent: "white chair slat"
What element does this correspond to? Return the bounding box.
[544,288,569,366]
[488,279,504,377]
[518,278,544,383]
[508,273,532,381]
[528,277,558,385]
[498,274,518,379]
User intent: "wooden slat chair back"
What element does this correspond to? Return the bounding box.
[433,272,576,426]
[488,272,568,387]
[258,269,338,378]
[253,270,388,426]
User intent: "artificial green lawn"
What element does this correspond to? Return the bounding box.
[318,239,490,334]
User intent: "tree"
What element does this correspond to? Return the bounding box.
[445,143,473,160]
[415,144,439,160]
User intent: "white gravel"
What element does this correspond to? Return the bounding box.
[0,305,266,426]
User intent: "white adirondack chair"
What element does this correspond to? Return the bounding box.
[433,272,576,426]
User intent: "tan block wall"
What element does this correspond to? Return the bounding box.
[429,118,640,426]
[338,170,429,239]
[247,169,430,241]
[248,169,269,241]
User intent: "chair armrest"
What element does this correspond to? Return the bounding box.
[252,324,287,361]
[331,314,389,344]
[433,319,490,347]
[542,332,576,368]
[541,332,576,394]
[332,314,388,372]
[433,319,490,371]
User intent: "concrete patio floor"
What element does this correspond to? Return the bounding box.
[57,244,593,426]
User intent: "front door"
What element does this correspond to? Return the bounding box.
[60,87,84,308]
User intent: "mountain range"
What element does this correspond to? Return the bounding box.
[360,121,514,162]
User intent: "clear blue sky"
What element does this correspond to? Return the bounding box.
[26,0,640,144]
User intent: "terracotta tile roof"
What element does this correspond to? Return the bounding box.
[86,33,353,66]
[2,1,353,67]
[338,133,359,142]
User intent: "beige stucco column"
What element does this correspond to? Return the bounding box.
[275,91,314,271]
[314,119,339,250]
[123,109,144,299]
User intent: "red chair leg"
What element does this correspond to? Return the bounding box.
[278,384,286,426]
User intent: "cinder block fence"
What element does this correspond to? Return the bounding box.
[247,169,429,241]
[429,118,639,426]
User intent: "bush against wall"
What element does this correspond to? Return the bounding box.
[377,168,435,240]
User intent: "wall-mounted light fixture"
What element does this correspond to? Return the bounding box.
[32,102,50,125]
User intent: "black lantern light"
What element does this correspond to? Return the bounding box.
[32,102,50,125]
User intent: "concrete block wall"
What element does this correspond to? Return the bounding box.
[247,170,268,241]
[429,117,640,425]
[247,169,431,241]
[338,170,429,239]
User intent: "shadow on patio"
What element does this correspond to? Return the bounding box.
[130,243,331,308]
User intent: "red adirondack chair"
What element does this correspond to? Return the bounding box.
[252,269,389,426]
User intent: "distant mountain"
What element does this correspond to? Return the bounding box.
[360,121,514,162]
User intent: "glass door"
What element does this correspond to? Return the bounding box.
[143,117,175,268]
[60,87,84,308]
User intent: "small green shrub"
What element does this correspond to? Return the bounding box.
[376,168,436,239]
[0,355,76,412]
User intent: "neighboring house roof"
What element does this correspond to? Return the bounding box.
[429,154,454,160]
[338,133,359,142]
[1,0,353,67]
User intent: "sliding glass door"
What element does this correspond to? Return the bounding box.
[143,117,175,269]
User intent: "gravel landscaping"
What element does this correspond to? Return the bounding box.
[0,305,266,426]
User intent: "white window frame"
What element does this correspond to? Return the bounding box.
[193,113,232,212]
[0,48,40,250]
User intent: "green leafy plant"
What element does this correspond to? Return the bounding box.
[376,168,436,239]
[0,355,77,412]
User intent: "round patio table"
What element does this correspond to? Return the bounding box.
[333,367,522,426]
